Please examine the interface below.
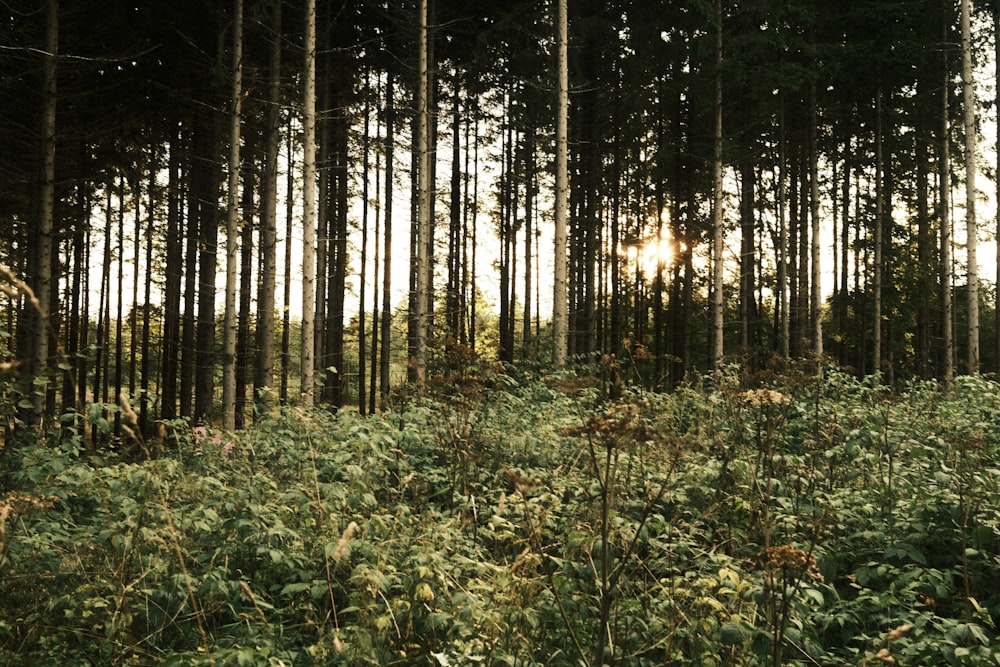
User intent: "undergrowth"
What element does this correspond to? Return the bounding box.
[1,366,1000,665]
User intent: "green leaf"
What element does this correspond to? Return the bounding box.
[720,621,750,645]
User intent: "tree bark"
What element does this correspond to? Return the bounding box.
[255,0,281,409]
[711,0,724,370]
[301,0,318,406]
[380,74,395,399]
[412,0,432,385]
[222,0,243,430]
[553,0,569,367]
[961,0,979,373]
[941,15,955,383]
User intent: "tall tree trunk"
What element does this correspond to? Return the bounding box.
[710,0,724,370]
[776,101,790,359]
[181,132,198,418]
[236,156,254,429]
[326,92,349,407]
[523,129,535,357]
[447,78,462,340]
[281,117,295,403]
[255,0,281,409]
[301,0,318,406]
[874,90,884,378]
[380,74,395,399]
[359,71,371,416]
[20,0,58,420]
[161,127,183,420]
[739,162,756,364]
[941,16,955,383]
[809,81,823,363]
[222,0,243,430]
[195,125,220,424]
[553,0,569,367]
[140,162,156,435]
[115,178,125,435]
[412,0,432,385]
[961,0,979,373]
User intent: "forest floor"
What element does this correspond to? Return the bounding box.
[2,364,1000,665]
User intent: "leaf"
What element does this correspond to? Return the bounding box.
[280,582,312,597]
[720,621,750,645]
[802,587,824,606]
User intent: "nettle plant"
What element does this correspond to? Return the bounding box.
[1,366,999,666]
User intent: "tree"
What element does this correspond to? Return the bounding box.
[222,0,243,430]
[710,0,724,371]
[255,0,282,410]
[960,0,979,373]
[412,0,432,385]
[301,0,317,407]
[553,0,569,367]
[17,0,58,420]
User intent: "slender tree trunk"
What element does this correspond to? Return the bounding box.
[236,157,254,429]
[21,0,58,419]
[447,77,462,340]
[181,133,198,418]
[255,0,281,408]
[140,163,156,435]
[874,90,884,378]
[330,96,350,406]
[553,0,569,367]
[412,0,432,385]
[116,178,125,435]
[380,75,395,399]
[195,128,220,424]
[523,129,535,357]
[809,81,823,363]
[281,117,295,403]
[222,0,243,430]
[301,0,318,406]
[740,163,756,364]
[777,101,790,359]
[711,0,724,370]
[941,17,955,383]
[359,71,371,416]
[162,128,182,420]
[961,0,979,373]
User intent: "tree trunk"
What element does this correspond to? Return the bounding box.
[941,16,955,383]
[380,74,395,399]
[301,0,318,406]
[255,0,281,409]
[161,127,183,421]
[809,81,823,363]
[412,0,432,385]
[739,162,756,364]
[20,0,58,420]
[236,156,254,429]
[961,0,979,373]
[874,90,884,378]
[711,0,724,370]
[194,123,220,424]
[281,116,295,403]
[359,71,371,416]
[553,0,569,367]
[222,0,243,430]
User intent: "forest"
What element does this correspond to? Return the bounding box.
[3,0,1000,664]
[1,0,999,427]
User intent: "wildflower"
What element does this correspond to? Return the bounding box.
[222,441,236,457]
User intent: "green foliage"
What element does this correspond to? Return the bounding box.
[2,369,1000,665]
